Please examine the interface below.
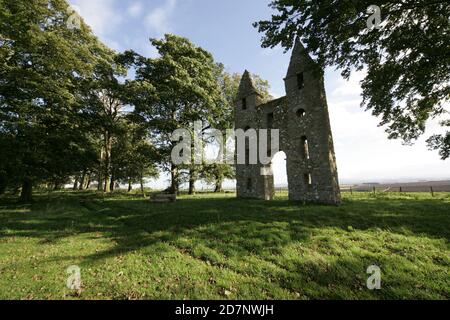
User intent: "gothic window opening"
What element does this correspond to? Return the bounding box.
[247,178,252,191]
[304,173,312,187]
[296,108,306,118]
[297,72,304,90]
[301,135,310,160]
[242,98,247,110]
[267,112,274,129]
[245,147,250,165]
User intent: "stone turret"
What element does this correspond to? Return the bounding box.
[236,70,262,112]
[234,40,341,204]
[235,71,274,200]
[237,70,258,97]
[283,39,341,204]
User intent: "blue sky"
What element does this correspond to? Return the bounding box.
[70,0,449,187]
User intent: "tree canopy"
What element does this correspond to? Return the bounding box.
[123,35,229,193]
[0,0,115,201]
[253,0,450,159]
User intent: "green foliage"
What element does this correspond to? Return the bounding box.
[427,120,450,160]
[0,0,162,198]
[254,0,450,158]
[111,120,159,188]
[124,34,228,192]
[131,34,226,132]
[201,163,235,192]
[0,0,115,200]
[0,191,448,299]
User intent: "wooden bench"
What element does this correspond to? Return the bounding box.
[149,193,176,203]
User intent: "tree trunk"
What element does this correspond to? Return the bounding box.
[98,143,106,192]
[85,175,91,189]
[128,179,133,192]
[19,178,33,203]
[104,178,110,193]
[53,180,62,191]
[140,174,145,197]
[110,175,115,192]
[103,131,112,193]
[0,172,6,195]
[169,164,179,194]
[73,176,79,190]
[78,170,86,190]
[188,171,196,195]
[214,178,224,193]
[97,164,103,191]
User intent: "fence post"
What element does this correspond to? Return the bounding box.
[373,186,376,194]
[399,186,402,193]
[350,186,353,195]
[430,186,434,197]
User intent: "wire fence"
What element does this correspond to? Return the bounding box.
[217,185,450,197]
[276,185,450,196]
[339,185,450,196]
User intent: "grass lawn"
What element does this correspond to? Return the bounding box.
[0,191,448,300]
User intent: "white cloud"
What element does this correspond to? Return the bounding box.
[144,0,177,37]
[70,0,122,38]
[127,2,143,18]
[326,71,449,183]
[331,70,365,100]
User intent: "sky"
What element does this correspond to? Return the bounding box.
[69,0,449,188]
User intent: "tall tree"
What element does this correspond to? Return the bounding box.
[126,34,226,194]
[253,0,450,159]
[201,163,235,193]
[0,0,115,201]
[111,118,159,195]
[78,58,127,193]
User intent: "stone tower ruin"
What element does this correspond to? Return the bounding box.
[235,40,341,204]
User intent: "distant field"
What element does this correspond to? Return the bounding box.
[0,191,449,300]
[347,180,450,193]
[222,181,450,194]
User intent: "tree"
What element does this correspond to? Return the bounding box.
[427,119,450,160]
[201,163,235,193]
[0,0,115,201]
[253,0,450,159]
[126,34,226,194]
[78,57,128,193]
[111,118,159,195]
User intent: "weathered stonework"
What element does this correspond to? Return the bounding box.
[235,40,341,204]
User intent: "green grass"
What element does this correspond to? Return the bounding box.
[0,191,449,300]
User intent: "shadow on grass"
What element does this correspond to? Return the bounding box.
[1,192,448,261]
[1,191,449,299]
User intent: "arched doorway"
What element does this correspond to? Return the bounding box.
[271,151,288,199]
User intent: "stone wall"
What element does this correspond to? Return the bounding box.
[235,40,341,205]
